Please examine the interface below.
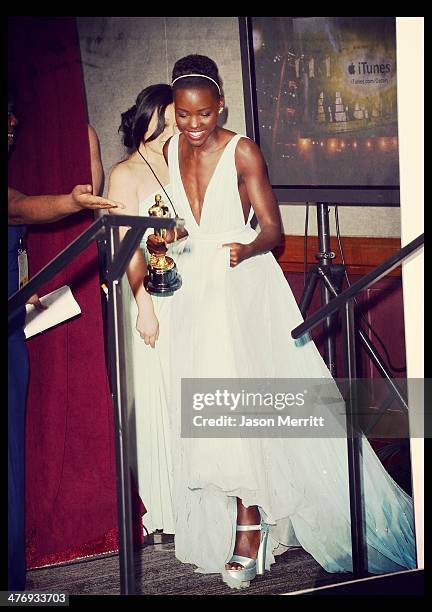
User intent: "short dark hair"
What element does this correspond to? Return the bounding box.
[171,54,222,99]
[119,83,173,149]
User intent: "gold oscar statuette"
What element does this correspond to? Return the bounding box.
[144,194,182,295]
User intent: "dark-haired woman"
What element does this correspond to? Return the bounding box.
[146,56,415,588]
[108,84,179,535]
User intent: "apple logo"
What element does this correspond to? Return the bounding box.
[348,62,356,75]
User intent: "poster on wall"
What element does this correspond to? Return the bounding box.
[240,17,400,204]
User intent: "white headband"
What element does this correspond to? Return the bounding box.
[171,74,221,95]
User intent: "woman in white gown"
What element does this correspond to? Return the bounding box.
[144,55,416,589]
[108,84,181,535]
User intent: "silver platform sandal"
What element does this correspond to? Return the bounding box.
[225,522,270,584]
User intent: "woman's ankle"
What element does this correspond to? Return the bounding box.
[236,500,260,525]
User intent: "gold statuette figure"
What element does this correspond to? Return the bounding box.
[144,194,182,295]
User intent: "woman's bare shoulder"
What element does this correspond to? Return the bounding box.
[110,157,133,178]
[235,137,264,170]
[236,135,260,153]
[109,155,147,183]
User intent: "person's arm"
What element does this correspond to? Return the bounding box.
[8,185,123,225]
[107,163,159,347]
[222,138,282,267]
[88,124,104,196]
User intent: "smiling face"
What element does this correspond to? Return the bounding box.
[144,103,177,154]
[174,87,223,147]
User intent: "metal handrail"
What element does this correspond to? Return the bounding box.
[290,231,423,578]
[8,214,181,316]
[291,233,424,339]
[8,214,183,596]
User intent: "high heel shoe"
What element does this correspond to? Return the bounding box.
[225,522,270,583]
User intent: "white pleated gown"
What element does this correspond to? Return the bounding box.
[165,133,415,584]
[124,188,181,535]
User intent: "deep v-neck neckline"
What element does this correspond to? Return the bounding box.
[177,134,237,228]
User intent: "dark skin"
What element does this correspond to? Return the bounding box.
[149,84,282,570]
[151,86,282,268]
